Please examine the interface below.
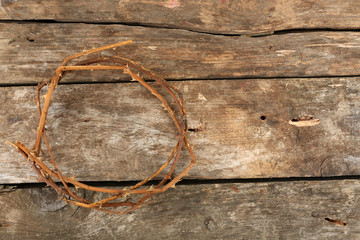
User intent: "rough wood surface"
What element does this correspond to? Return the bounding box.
[2,78,359,183]
[1,3,359,239]
[1,0,360,35]
[0,180,359,239]
[3,23,360,84]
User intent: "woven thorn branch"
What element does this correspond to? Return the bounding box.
[14,40,196,214]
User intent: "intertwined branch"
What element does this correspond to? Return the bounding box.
[14,40,196,214]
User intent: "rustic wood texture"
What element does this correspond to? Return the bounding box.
[3,23,360,84]
[0,180,359,239]
[1,1,359,239]
[2,78,359,183]
[1,0,360,35]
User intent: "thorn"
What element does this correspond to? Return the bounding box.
[58,193,65,200]
[122,192,130,198]
[162,174,172,180]
[6,141,18,149]
[161,103,167,111]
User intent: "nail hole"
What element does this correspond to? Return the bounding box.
[188,128,199,132]
[260,116,266,120]
[311,211,318,217]
[204,217,216,231]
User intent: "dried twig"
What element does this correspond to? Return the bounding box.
[14,40,196,214]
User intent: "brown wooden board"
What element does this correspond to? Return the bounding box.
[1,0,360,35]
[3,23,360,85]
[2,78,359,183]
[0,180,359,239]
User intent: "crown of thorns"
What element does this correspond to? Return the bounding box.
[14,40,196,214]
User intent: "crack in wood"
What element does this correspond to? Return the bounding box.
[2,19,360,38]
[289,116,320,127]
[324,217,347,226]
[0,185,16,195]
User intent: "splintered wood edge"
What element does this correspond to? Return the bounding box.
[289,118,320,127]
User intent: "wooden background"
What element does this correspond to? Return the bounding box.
[1,1,360,239]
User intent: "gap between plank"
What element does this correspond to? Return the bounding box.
[2,74,360,88]
[2,19,360,37]
[0,19,242,36]
[4,175,360,190]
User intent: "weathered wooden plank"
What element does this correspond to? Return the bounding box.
[3,23,360,84]
[1,0,360,35]
[2,78,359,183]
[0,180,359,239]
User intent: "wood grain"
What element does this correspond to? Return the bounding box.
[3,23,360,84]
[0,180,359,239]
[1,0,360,35]
[2,78,359,183]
